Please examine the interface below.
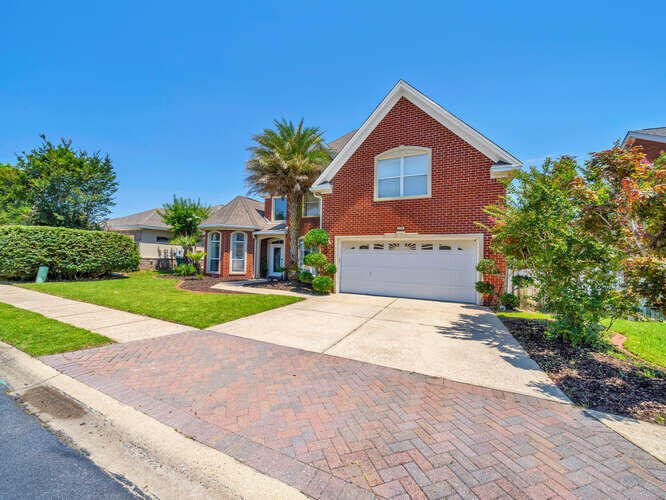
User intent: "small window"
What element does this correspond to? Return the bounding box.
[156,236,169,244]
[359,244,369,250]
[388,242,400,251]
[303,192,320,217]
[439,244,451,251]
[230,232,246,273]
[421,243,433,251]
[373,243,384,250]
[404,243,417,251]
[272,197,287,221]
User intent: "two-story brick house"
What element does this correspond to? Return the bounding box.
[199,81,521,304]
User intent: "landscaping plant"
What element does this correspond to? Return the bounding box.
[302,228,336,293]
[186,251,206,274]
[158,196,210,264]
[0,135,118,228]
[480,155,633,345]
[0,225,139,280]
[245,120,332,273]
[173,263,197,276]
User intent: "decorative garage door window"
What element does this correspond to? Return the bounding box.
[207,232,221,272]
[230,232,246,273]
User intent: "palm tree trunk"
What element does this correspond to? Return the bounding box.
[286,194,301,279]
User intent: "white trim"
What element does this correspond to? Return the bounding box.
[271,197,287,223]
[229,231,247,275]
[373,146,432,201]
[490,163,521,179]
[622,131,666,147]
[334,233,484,305]
[268,240,285,278]
[253,229,287,236]
[310,182,332,194]
[206,231,221,274]
[312,80,522,190]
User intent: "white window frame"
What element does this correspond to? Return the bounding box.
[271,197,287,222]
[229,231,247,275]
[302,192,321,217]
[207,232,221,273]
[374,146,432,201]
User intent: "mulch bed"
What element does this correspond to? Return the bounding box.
[500,317,666,425]
[243,280,314,294]
[156,274,248,294]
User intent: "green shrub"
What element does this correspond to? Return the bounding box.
[475,281,495,295]
[299,271,314,284]
[476,258,500,275]
[323,262,337,275]
[511,274,534,289]
[0,225,139,280]
[303,252,327,269]
[312,275,334,294]
[499,292,519,310]
[303,229,329,249]
[173,263,196,276]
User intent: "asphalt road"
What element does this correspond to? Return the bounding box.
[0,387,136,499]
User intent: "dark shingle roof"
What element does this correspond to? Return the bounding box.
[200,196,267,228]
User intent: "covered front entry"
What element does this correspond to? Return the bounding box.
[338,236,480,303]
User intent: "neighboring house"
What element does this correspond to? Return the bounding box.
[200,80,522,304]
[104,207,207,269]
[622,127,666,162]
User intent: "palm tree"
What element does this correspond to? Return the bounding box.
[246,119,332,273]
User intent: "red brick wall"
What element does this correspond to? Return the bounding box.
[632,138,665,163]
[264,198,272,221]
[203,229,254,279]
[320,96,507,290]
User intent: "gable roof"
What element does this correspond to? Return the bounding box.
[104,207,171,230]
[199,195,267,229]
[312,80,522,190]
[623,127,666,146]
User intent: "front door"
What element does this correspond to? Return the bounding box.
[268,242,284,278]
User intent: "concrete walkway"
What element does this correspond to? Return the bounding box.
[0,285,191,342]
[208,293,568,402]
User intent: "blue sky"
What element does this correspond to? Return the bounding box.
[2,1,664,218]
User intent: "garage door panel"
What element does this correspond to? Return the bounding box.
[340,239,478,303]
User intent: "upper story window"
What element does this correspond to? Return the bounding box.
[374,146,431,201]
[272,197,287,221]
[303,192,320,217]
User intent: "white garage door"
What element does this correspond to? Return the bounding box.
[340,239,478,303]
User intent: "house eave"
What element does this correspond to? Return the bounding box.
[490,163,521,179]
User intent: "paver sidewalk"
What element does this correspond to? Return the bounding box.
[0,285,191,342]
[41,330,666,499]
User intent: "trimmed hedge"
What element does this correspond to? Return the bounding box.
[0,225,140,280]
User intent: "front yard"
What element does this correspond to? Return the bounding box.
[20,271,302,329]
[498,312,665,425]
[0,302,113,356]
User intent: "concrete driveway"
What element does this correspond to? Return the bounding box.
[208,293,567,402]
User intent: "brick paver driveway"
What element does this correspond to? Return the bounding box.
[43,331,666,499]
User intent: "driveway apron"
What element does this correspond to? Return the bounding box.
[41,330,666,499]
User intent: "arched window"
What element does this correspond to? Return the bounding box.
[374,146,431,200]
[230,232,247,274]
[207,232,221,273]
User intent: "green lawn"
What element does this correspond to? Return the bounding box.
[497,310,553,320]
[0,302,113,356]
[498,309,665,367]
[21,271,302,329]
[601,318,666,367]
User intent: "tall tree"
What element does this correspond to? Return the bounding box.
[157,196,211,257]
[12,135,118,228]
[0,163,30,224]
[245,119,332,269]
